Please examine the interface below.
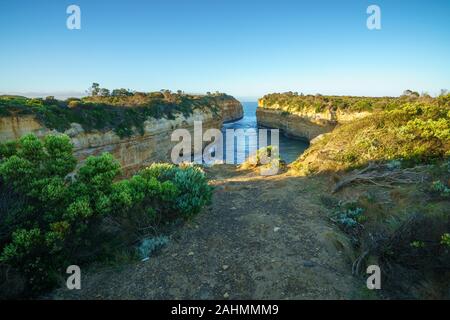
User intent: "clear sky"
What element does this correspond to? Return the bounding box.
[0,0,449,100]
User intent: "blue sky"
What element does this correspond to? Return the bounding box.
[0,0,449,100]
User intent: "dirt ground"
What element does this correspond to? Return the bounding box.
[53,165,363,299]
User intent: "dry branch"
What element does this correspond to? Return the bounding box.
[332,163,427,193]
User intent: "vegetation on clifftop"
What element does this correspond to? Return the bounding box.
[0,84,237,138]
[259,90,445,114]
[293,93,450,172]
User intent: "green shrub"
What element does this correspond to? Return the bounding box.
[431,180,450,198]
[331,202,365,228]
[410,240,426,248]
[141,163,213,218]
[138,236,169,260]
[441,233,450,247]
[0,134,123,295]
[0,134,213,297]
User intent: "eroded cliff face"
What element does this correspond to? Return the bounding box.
[0,111,220,174]
[256,108,335,141]
[0,116,48,141]
[220,98,244,122]
[0,99,243,174]
[256,100,370,141]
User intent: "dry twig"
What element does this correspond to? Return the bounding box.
[332,163,427,193]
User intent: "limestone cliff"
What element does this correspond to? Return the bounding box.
[256,99,370,141]
[220,98,244,122]
[0,96,243,174]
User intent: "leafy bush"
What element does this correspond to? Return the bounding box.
[441,233,450,247]
[410,240,426,248]
[138,236,169,260]
[0,134,106,295]
[331,203,365,228]
[0,134,212,297]
[431,180,450,197]
[141,163,213,218]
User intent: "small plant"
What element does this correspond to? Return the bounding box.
[441,233,450,247]
[331,203,365,228]
[387,160,402,170]
[431,180,450,197]
[138,236,169,260]
[410,240,426,248]
[443,159,450,173]
[141,163,213,218]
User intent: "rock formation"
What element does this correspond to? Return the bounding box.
[0,96,243,174]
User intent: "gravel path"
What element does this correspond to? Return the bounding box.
[53,165,360,299]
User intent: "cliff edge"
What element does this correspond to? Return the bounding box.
[0,93,243,173]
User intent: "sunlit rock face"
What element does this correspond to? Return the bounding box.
[220,98,244,123]
[0,115,48,141]
[0,98,242,174]
[256,99,370,141]
[256,108,336,141]
[68,109,223,174]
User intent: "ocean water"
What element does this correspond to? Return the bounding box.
[221,102,309,164]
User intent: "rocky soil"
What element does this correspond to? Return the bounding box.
[51,164,364,300]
